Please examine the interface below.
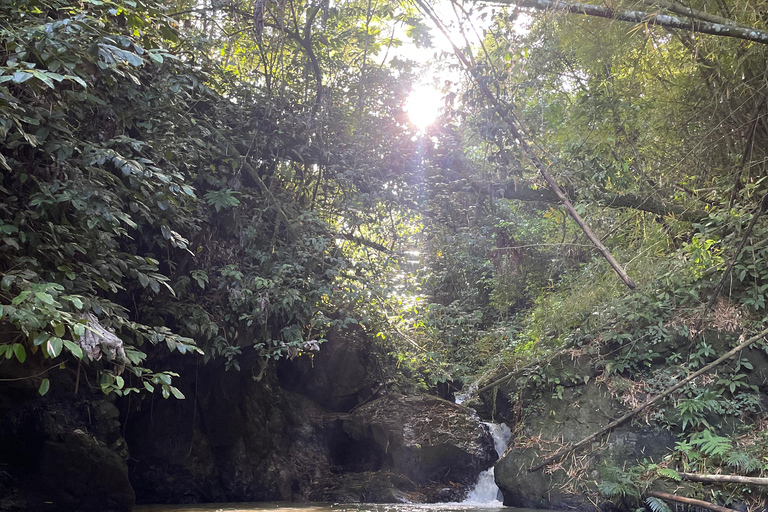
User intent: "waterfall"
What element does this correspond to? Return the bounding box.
[463,422,512,504]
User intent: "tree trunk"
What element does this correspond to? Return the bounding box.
[482,180,706,222]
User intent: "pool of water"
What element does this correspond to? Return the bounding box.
[133,503,540,512]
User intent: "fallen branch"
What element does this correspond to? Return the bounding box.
[678,472,768,486]
[479,179,706,222]
[648,491,738,512]
[490,0,768,46]
[528,326,768,472]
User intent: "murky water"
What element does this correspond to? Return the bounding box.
[134,424,522,512]
[134,503,542,512]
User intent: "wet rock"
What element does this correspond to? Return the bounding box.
[342,393,497,487]
[37,429,135,512]
[309,471,415,503]
[125,363,339,504]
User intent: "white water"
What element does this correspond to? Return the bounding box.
[462,422,512,505]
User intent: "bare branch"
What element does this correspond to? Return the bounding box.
[490,0,768,45]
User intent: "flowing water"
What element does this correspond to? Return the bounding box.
[134,503,542,512]
[462,422,512,505]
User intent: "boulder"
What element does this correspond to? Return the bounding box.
[276,326,381,412]
[493,379,675,510]
[37,429,135,512]
[125,361,345,504]
[341,393,497,487]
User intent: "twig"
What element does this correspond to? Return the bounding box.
[0,362,62,382]
[648,491,738,512]
[528,326,768,472]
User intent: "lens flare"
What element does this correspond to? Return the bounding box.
[405,85,442,131]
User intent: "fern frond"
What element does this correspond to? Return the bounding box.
[598,481,620,497]
[726,451,762,473]
[657,468,681,481]
[646,496,672,512]
[691,430,732,457]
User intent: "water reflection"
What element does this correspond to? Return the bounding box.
[134,502,540,512]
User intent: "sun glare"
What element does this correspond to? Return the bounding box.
[405,85,442,131]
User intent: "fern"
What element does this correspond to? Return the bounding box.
[676,389,720,431]
[646,496,672,512]
[598,480,622,497]
[598,467,641,499]
[726,451,762,473]
[656,468,681,481]
[691,430,733,458]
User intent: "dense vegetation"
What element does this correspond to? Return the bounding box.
[2,0,768,507]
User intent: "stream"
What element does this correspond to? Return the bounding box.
[134,422,517,512]
[463,422,512,504]
[133,504,541,512]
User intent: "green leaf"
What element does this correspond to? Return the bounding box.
[33,332,50,346]
[38,378,50,396]
[34,291,54,304]
[12,343,26,363]
[63,339,83,359]
[11,291,31,305]
[53,322,66,337]
[46,337,63,358]
[169,386,185,399]
[12,71,33,83]
[143,381,155,393]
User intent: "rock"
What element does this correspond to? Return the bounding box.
[341,393,497,487]
[36,429,135,512]
[276,326,381,412]
[125,363,340,504]
[309,471,415,503]
[493,382,675,510]
[0,368,134,512]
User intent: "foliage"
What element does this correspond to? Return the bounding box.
[0,0,428,394]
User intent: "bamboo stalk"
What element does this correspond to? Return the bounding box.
[528,326,768,472]
[678,472,768,486]
[648,491,738,512]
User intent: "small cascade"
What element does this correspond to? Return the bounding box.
[463,422,512,504]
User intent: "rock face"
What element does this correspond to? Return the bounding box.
[494,382,675,510]
[341,394,496,487]
[487,336,768,511]
[1,328,496,507]
[124,364,337,503]
[276,326,382,412]
[125,330,495,504]
[0,368,134,512]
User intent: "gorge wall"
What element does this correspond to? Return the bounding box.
[0,328,496,511]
